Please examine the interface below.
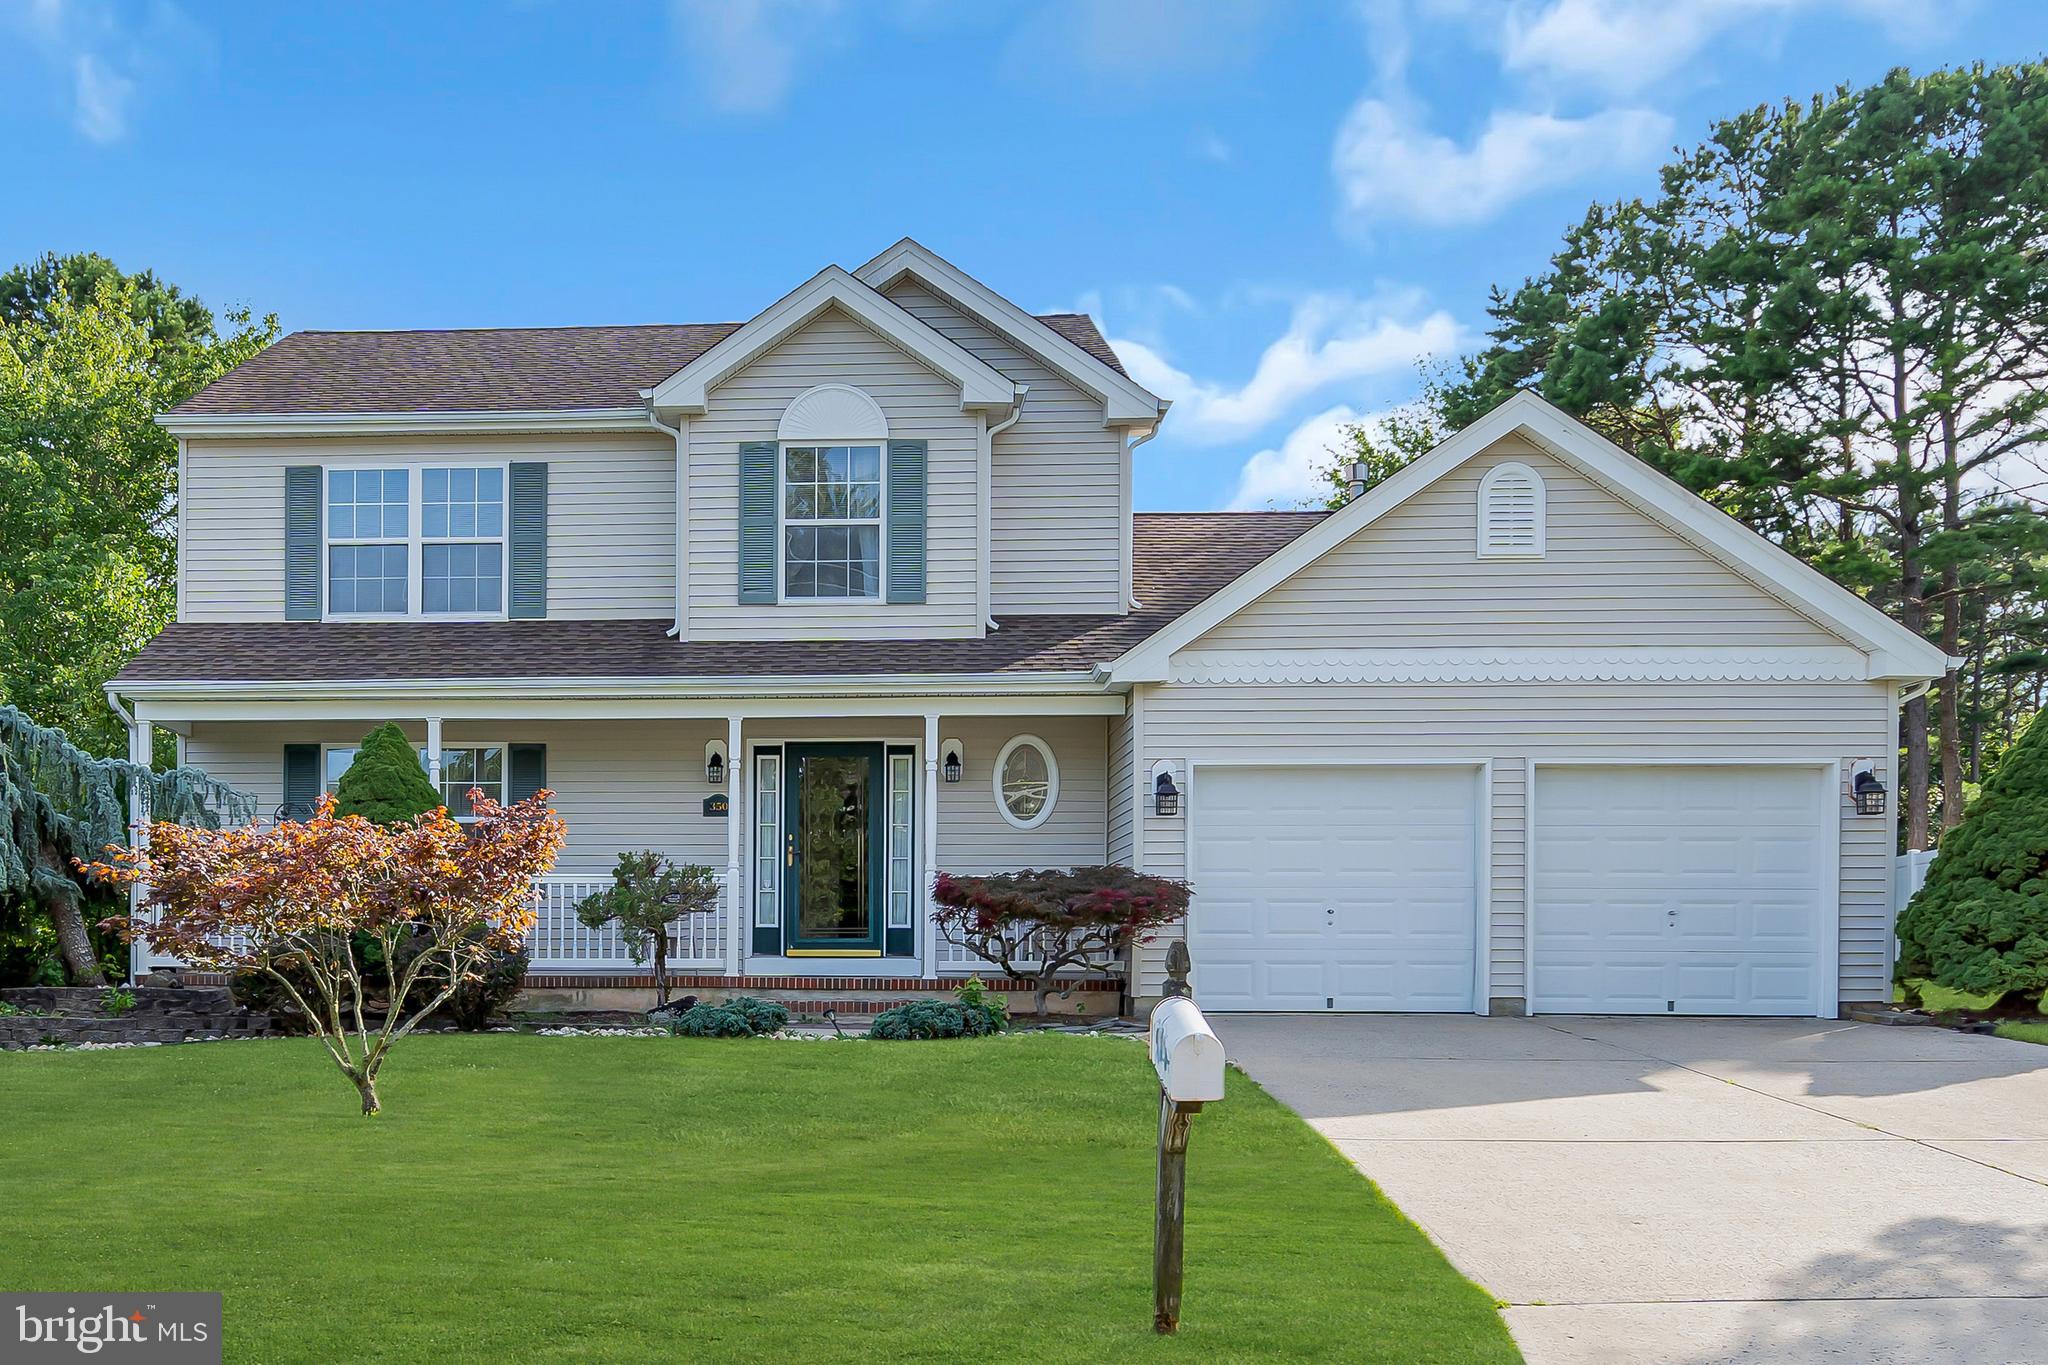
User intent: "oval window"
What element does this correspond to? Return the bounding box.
[995,735,1059,830]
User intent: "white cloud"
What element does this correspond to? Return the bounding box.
[2,0,205,143]
[1110,290,1460,441]
[1225,404,1371,510]
[71,51,132,142]
[668,0,845,114]
[1499,0,1954,97]
[1332,97,1670,226]
[1188,126,1233,163]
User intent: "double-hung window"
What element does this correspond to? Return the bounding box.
[321,743,506,822]
[782,444,882,600]
[325,465,506,618]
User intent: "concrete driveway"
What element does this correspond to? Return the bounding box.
[1218,1015,2048,1365]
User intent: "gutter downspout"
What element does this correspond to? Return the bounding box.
[648,408,687,639]
[982,386,1028,632]
[1124,421,1162,610]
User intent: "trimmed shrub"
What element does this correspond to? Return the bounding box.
[333,722,442,824]
[1898,709,2048,1006]
[393,927,531,1031]
[867,996,1004,1041]
[671,994,789,1037]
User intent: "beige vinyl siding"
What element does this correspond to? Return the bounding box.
[182,720,723,876]
[180,431,676,622]
[936,716,1108,872]
[1107,709,1134,867]
[1131,679,1896,1006]
[685,307,980,639]
[882,280,1125,615]
[1490,757,1528,1002]
[1195,440,1849,650]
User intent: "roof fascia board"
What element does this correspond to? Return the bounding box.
[157,408,652,438]
[853,239,1163,425]
[110,670,1109,701]
[1106,391,1949,683]
[642,265,1016,415]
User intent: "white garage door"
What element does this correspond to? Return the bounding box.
[1532,766,1827,1016]
[1190,766,1478,1012]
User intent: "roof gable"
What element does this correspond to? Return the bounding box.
[854,238,1164,427]
[1107,392,1952,683]
[643,266,1016,417]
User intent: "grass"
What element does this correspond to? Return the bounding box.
[1,1034,1517,1364]
[1894,978,2005,1012]
[1995,1021,2048,1046]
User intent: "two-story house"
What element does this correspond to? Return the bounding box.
[116,239,1948,1019]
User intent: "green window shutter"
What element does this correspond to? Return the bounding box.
[508,462,548,619]
[508,744,547,804]
[885,439,927,605]
[285,467,322,620]
[738,441,778,604]
[282,744,320,819]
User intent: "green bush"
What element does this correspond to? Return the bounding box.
[1898,709,2048,1006]
[671,995,789,1038]
[867,997,1004,1041]
[332,722,442,824]
[392,928,530,1031]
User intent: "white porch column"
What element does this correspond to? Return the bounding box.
[922,711,940,980]
[126,717,151,983]
[424,715,443,790]
[726,714,744,977]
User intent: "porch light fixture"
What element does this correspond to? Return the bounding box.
[941,737,965,784]
[1154,769,1180,817]
[705,739,727,786]
[1852,763,1887,816]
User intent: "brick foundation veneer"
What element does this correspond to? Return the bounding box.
[521,973,1122,992]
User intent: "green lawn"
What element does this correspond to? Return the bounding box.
[2,1034,1516,1364]
[1995,1021,2048,1046]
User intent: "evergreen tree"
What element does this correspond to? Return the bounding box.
[1898,708,2048,1004]
[332,724,442,825]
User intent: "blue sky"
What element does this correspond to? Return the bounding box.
[5,1,2045,511]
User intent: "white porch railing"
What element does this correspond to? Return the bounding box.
[525,874,728,973]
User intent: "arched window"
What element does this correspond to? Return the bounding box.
[1476,461,1545,558]
[777,386,888,600]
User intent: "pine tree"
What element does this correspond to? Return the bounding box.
[332,723,442,825]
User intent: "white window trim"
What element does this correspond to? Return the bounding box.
[1476,460,1546,559]
[994,733,1059,831]
[321,461,511,622]
[775,441,888,604]
[320,740,508,822]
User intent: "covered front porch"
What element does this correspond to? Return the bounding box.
[127,683,1128,994]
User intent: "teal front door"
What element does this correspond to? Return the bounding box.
[781,743,886,955]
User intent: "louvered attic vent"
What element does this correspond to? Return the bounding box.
[1477,461,1545,558]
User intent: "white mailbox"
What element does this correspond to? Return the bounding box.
[1149,996,1225,1104]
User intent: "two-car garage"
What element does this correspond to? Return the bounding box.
[1187,763,1832,1017]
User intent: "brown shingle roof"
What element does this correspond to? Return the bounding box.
[171,313,1127,416]
[116,512,1326,686]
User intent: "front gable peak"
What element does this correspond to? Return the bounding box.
[642,265,1018,418]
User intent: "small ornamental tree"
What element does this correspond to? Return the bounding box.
[574,851,720,1005]
[930,864,1192,1016]
[1898,710,2048,1007]
[331,722,441,824]
[88,791,565,1115]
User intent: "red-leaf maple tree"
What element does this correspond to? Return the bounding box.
[87,791,565,1114]
[929,865,1190,1016]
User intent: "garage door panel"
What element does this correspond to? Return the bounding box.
[1534,766,1826,1016]
[1191,766,1478,1013]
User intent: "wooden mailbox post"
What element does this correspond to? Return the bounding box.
[1149,948,1225,1335]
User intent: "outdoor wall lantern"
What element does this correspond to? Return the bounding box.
[1852,762,1887,816]
[941,738,965,784]
[1153,767,1181,817]
[705,739,727,786]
